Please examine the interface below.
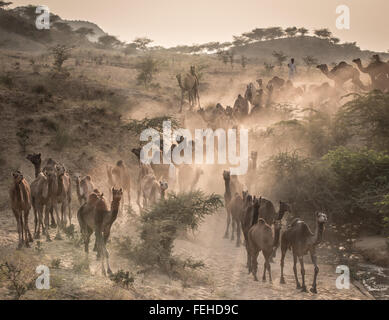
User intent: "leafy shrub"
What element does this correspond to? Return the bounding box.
[50,259,61,269]
[109,270,134,289]
[118,191,222,272]
[135,56,161,88]
[0,262,36,300]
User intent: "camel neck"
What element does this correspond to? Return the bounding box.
[34,163,41,178]
[111,199,121,216]
[314,222,325,245]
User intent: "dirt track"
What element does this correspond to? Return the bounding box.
[0,206,372,300]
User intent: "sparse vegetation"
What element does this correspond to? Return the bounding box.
[135,56,161,88]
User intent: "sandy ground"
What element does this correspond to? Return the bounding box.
[0,204,372,300]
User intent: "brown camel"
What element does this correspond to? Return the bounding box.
[76,175,95,205]
[246,151,258,191]
[353,55,389,91]
[247,200,290,282]
[55,163,72,227]
[27,154,57,228]
[9,171,33,248]
[176,66,200,112]
[30,172,49,239]
[280,211,328,293]
[106,160,131,209]
[233,94,249,119]
[228,192,244,247]
[317,62,367,90]
[140,172,168,208]
[77,188,123,276]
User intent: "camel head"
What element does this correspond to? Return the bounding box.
[55,163,66,176]
[315,211,328,224]
[256,79,263,88]
[131,148,141,160]
[116,160,124,167]
[12,170,24,184]
[253,196,261,210]
[190,65,196,76]
[242,190,248,200]
[223,170,231,182]
[26,153,41,166]
[250,151,258,161]
[112,188,123,202]
[372,54,381,63]
[352,58,361,65]
[159,181,168,192]
[316,64,328,73]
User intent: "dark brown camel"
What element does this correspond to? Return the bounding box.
[77,188,123,276]
[176,65,200,112]
[9,171,33,248]
[280,212,328,293]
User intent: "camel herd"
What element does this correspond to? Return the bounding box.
[223,165,328,294]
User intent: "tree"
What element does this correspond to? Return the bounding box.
[232,35,250,47]
[50,44,72,72]
[123,43,137,55]
[132,37,153,51]
[330,37,340,44]
[297,27,309,37]
[98,35,121,48]
[242,28,267,42]
[228,51,235,69]
[0,1,12,8]
[284,27,298,37]
[302,55,318,70]
[135,56,160,88]
[264,27,285,40]
[314,28,332,39]
[75,27,95,38]
[272,50,287,68]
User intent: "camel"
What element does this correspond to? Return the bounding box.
[140,173,168,208]
[55,163,72,227]
[233,94,249,119]
[30,172,49,239]
[280,211,328,293]
[245,83,265,110]
[353,55,389,91]
[246,151,258,191]
[9,171,33,248]
[78,188,123,276]
[176,65,200,112]
[27,153,57,228]
[76,175,95,205]
[247,199,289,282]
[106,160,131,209]
[228,192,244,247]
[317,62,367,90]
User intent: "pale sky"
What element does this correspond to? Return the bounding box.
[11,0,389,52]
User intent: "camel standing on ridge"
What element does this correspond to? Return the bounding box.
[78,188,123,276]
[9,171,33,248]
[55,163,72,227]
[176,66,200,112]
[317,62,367,91]
[353,55,389,91]
[76,175,95,205]
[280,211,328,294]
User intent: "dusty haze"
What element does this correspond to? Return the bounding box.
[11,0,389,52]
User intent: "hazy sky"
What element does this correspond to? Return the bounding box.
[12,0,389,52]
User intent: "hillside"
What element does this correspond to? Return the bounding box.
[233,36,389,64]
[64,20,107,43]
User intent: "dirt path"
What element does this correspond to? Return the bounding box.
[0,207,373,300]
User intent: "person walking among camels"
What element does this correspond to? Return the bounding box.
[288,58,297,80]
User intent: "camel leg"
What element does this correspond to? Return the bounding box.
[24,209,33,244]
[293,254,301,289]
[61,202,67,228]
[251,249,259,282]
[310,251,319,294]
[280,247,287,284]
[13,209,23,249]
[103,229,113,275]
[84,228,93,253]
[32,203,38,238]
[179,90,184,113]
[68,200,72,226]
[262,261,267,282]
[230,220,235,241]
[50,206,56,228]
[299,256,307,292]
[224,208,231,239]
[265,251,272,283]
[44,205,51,242]
[235,219,241,247]
[53,203,62,240]
[35,204,43,239]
